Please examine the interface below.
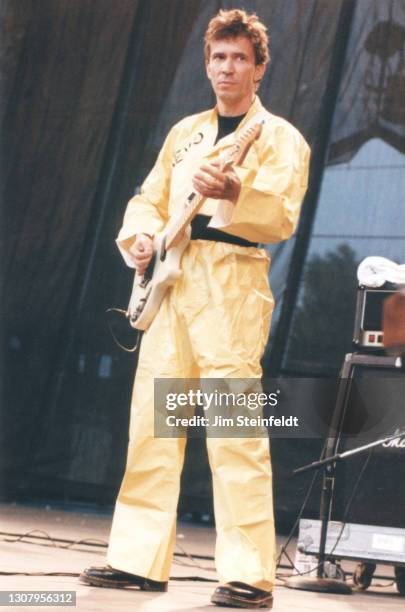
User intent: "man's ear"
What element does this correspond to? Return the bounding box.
[206,60,212,82]
[254,63,266,85]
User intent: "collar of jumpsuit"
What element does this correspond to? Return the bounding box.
[210,95,264,150]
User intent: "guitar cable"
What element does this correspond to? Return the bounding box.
[105,307,142,353]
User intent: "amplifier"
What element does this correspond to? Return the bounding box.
[334,364,405,529]
[333,444,405,529]
[353,285,397,348]
[297,519,405,565]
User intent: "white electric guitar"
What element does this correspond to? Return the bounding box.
[127,121,263,330]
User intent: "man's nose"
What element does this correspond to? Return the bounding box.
[221,57,234,73]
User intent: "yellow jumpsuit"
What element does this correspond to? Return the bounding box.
[107,97,310,590]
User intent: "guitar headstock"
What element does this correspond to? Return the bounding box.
[224,121,264,167]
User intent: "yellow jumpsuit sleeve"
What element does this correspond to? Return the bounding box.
[116,130,174,266]
[210,121,310,244]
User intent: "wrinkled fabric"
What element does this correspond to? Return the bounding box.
[108,242,276,588]
[117,96,310,262]
[109,97,310,590]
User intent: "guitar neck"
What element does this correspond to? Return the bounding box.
[165,191,206,249]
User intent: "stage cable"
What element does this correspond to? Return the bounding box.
[279,446,376,584]
[0,521,396,585]
[275,439,327,574]
[0,451,390,590]
[327,446,374,559]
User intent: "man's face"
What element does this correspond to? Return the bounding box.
[206,35,265,108]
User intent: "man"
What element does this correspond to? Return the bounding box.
[80,9,309,609]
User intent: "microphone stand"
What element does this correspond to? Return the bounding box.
[285,353,403,594]
[294,428,405,476]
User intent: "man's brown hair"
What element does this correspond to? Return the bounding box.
[204,9,270,66]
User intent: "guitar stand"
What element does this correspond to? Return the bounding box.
[285,352,403,594]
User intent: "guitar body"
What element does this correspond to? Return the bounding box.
[127,225,191,330]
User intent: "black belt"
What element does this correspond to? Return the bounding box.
[191,214,258,248]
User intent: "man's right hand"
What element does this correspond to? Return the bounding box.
[129,234,154,275]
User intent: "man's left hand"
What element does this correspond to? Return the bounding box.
[192,162,241,202]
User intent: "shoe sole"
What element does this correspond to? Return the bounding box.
[79,574,134,589]
[211,591,273,609]
[79,573,167,592]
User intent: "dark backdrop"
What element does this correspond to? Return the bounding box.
[2,0,404,528]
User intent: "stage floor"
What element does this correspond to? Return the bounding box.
[0,502,403,611]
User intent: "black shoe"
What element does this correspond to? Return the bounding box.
[79,565,168,591]
[211,581,273,609]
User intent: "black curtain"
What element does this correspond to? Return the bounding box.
[1,0,140,497]
[1,0,368,509]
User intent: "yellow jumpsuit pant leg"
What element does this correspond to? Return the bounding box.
[108,240,276,588]
[107,293,194,581]
[182,241,276,591]
[207,437,276,591]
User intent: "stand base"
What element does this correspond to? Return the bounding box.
[285,576,352,594]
